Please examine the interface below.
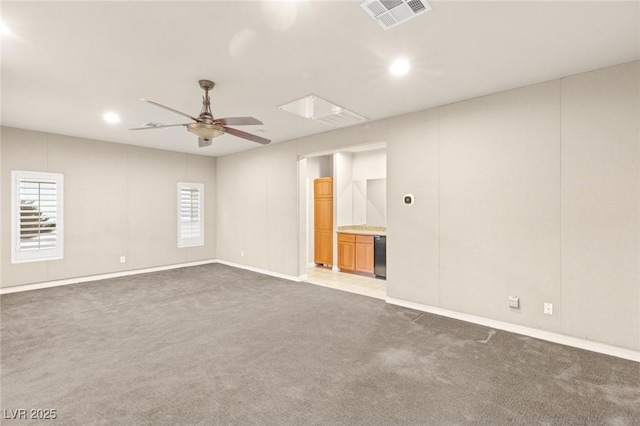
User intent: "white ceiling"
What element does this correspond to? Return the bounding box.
[2,1,639,157]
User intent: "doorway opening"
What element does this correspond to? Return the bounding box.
[298,143,387,300]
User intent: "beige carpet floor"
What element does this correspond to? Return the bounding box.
[1,263,638,425]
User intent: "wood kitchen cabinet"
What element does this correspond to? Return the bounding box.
[314,178,333,266]
[355,235,374,274]
[338,233,356,271]
[338,233,374,275]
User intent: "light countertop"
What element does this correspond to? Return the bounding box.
[337,225,386,236]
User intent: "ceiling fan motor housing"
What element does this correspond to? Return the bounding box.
[199,80,215,91]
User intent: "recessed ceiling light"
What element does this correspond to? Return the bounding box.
[103,112,120,124]
[0,22,12,36]
[390,59,410,76]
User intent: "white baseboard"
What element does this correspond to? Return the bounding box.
[0,259,218,295]
[214,259,302,282]
[5,263,636,362]
[386,297,639,363]
[0,259,306,295]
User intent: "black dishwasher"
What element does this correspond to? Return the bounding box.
[374,235,386,279]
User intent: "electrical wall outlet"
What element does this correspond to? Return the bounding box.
[508,296,519,309]
[119,256,126,263]
[241,250,245,257]
[544,302,553,315]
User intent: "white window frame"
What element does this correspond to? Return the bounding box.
[177,182,204,248]
[11,170,64,263]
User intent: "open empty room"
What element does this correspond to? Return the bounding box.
[1,1,639,425]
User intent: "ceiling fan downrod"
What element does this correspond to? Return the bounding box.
[199,80,215,123]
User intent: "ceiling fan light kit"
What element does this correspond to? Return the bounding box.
[186,123,225,140]
[131,79,270,147]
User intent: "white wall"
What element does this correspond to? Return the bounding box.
[352,148,386,181]
[386,108,440,306]
[352,148,387,225]
[387,62,638,350]
[1,127,217,287]
[366,178,386,227]
[218,119,388,278]
[216,61,639,351]
[306,155,332,178]
[334,152,353,227]
[216,141,299,276]
[352,180,367,225]
[560,63,639,349]
[436,80,562,331]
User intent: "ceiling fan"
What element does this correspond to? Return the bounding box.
[130,80,270,147]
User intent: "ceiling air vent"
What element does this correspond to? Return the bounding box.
[278,95,367,128]
[361,0,432,30]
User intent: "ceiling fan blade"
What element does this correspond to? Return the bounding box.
[129,123,190,130]
[215,117,263,126]
[223,126,271,145]
[140,99,200,122]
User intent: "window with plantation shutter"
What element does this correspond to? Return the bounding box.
[177,182,204,247]
[11,171,64,263]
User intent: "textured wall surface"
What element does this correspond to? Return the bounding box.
[386,62,638,350]
[1,128,217,287]
[217,61,639,350]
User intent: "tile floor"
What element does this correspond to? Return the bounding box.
[304,266,386,300]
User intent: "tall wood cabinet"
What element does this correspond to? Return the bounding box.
[314,178,333,266]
